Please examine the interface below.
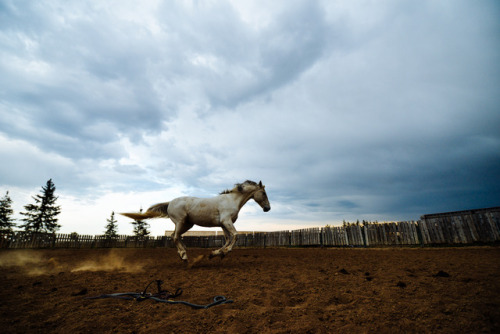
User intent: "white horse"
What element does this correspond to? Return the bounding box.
[121,180,271,262]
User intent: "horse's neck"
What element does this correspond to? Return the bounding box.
[230,190,256,211]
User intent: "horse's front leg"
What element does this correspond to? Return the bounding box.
[210,221,237,259]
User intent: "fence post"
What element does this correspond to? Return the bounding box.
[362,224,368,247]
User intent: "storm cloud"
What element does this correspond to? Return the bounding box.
[1,0,499,234]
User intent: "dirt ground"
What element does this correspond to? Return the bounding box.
[0,247,499,333]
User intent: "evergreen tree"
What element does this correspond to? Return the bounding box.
[20,179,61,233]
[104,211,118,238]
[0,191,16,232]
[131,208,150,238]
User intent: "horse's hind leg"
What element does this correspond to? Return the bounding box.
[171,219,193,262]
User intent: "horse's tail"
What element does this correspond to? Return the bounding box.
[120,202,169,220]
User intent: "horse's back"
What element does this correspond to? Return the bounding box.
[168,196,223,227]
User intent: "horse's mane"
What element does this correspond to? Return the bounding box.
[220,180,258,194]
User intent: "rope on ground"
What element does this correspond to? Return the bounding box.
[86,279,233,309]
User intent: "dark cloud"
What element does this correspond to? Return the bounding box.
[1,0,499,233]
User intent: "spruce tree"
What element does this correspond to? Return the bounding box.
[104,211,118,238]
[20,179,61,233]
[131,208,150,238]
[0,191,16,232]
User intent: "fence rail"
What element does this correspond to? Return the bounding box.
[1,207,499,249]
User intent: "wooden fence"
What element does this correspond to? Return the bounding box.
[419,207,500,244]
[1,207,498,249]
[0,232,174,249]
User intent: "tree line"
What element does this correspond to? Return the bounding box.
[0,179,150,237]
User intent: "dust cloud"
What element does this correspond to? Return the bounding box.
[71,250,144,273]
[0,249,144,275]
[0,250,44,267]
[0,250,62,275]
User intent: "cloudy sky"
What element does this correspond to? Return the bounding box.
[1,0,499,235]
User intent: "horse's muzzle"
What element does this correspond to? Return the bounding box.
[263,206,271,212]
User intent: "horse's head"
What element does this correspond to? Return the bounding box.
[229,180,271,212]
[252,181,271,212]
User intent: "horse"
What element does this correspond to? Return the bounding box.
[121,180,270,262]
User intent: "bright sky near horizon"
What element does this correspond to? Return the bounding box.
[1,0,499,235]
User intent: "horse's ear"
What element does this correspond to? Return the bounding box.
[259,180,263,187]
